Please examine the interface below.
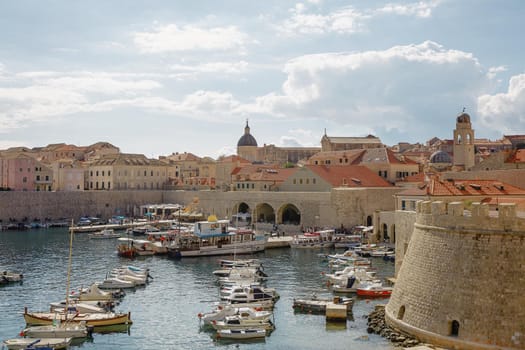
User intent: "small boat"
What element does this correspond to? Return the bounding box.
[3,337,72,350]
[356,283,393,298]
[290,230,335,249]
[21,321,92,339]
[211,316,274,331]
[97,277,136,289]
[49,301,107,314]
[216,328,266,340]
[1,270,23,283]
[292,294,353,315]
[24,307,132,327]
[199,305,273,325]
[88,228,120,239]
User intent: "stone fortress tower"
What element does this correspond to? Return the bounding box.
[386,200,525,349]
[237,119,258,162]
[453,110,475,170]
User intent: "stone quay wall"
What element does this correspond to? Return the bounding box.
[0,187,401,229]
[386,200,525,350]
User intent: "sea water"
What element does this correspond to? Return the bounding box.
[0,228,396,350]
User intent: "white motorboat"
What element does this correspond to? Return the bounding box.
[211,315,274,331]
[3,337,72,350]
[88,228,120,239]
[199,305,273,325]
[222,285,279,304]
[22,321,92,338]
[50,301,107,313]
[218,259,262,269]
[290,230,335,249]
[216,328,266,340]
[70,283,118,302]
[97,277,135,289]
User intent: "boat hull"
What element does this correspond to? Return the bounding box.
[3,337,72,350]
[171,242,265,258]
[24,310,132,327]
[356,288,392,297]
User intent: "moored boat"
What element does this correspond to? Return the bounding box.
[216,328,266,340]
[88,228,120,239]
[21,321,92,339]
[3,337,72,350]
[167,215,266,258]
[356,283,393,298]
[23,307,132,327]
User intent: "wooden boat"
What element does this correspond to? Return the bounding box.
[216,328,266,340]
[21,321,92,338]
[24,307,132,327]
[3,337,72,350]
[356,283,393,298]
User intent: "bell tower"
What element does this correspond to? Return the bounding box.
[452,109,475,170]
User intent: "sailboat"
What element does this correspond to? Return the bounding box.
[23,221,133,329]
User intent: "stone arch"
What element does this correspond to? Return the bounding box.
[450,320,460,337]
[397,305,406,320]
[457,134,462,144]
[254,203,275,223]
[231,202,251,227]
[278,203,301,225]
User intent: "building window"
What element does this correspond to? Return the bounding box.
[101,182,105,189]
[96,171,99,176]
[151,171,154,176]
[252,184,255,189]
[401,200,406,210]
[144,170,147,176]
[313,179,316,184]
[45,176,49,181]
[237,184,240,189]
[306,179,309,184]
[19,168,23,172]
[90,171,93,176]
[36,175,41,181]
[102,171,105,176]
[96,182,99,190]
[90,182,93,189]
[293,179,297,184]
[23,177,27,183]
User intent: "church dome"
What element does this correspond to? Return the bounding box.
[237,120,258,147]
[456,112,471,124]
[429,150,452,164]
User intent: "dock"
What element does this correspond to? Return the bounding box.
[69,220,177,233]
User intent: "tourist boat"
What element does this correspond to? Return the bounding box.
[290,230,335,249]
[23,307,133,327]
[356,283,393,298]
[333,234,362,249]
[21,321,92,338]
[3,337,72,350]
[167,215,266,258]
[216,328,267,340]
[88,228,120,239]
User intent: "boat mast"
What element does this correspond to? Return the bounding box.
[65,219,74,307]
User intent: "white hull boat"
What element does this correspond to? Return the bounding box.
[97,277,135,289]
[216,328,266,340]
[3,337,72,350]
[199,305,273,325]
[22,322,91,338]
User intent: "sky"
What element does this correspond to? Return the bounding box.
[0,0,524,159]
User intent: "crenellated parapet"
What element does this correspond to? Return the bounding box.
[415,200,525,234]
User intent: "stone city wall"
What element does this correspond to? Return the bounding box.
[386,200,525,350]
[0,187,401,228]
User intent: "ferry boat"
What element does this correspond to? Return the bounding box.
[290,229,335,249]
[167,215,266,258]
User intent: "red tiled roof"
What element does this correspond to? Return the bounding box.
[305,165,393,187]
[401,172,426,183]
[428,179,525,196]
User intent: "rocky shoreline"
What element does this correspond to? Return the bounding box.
[367,305,421,348]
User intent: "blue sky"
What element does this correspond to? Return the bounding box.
[0,0,524,158]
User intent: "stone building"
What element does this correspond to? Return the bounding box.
[236,120,319,164]
[0,152,53,191]
[320,132,382,151]
[86,153,170,190]
[386,200,525,350]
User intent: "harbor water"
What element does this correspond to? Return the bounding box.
[0,228,396,350]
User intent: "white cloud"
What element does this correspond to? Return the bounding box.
[477,73,525,133]
[376,0,441,18]
[279,6,366,35]
[134,24,250,53]
[487,65,507,80]
[279,0,440,36]
[243,41,485,138]
[170,61,249,75]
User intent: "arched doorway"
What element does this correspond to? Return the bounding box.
[450,320,460,337]
[231,202,251,227]
[279,204,301,225]
[255,203,275,223]
[366,216,372,226]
